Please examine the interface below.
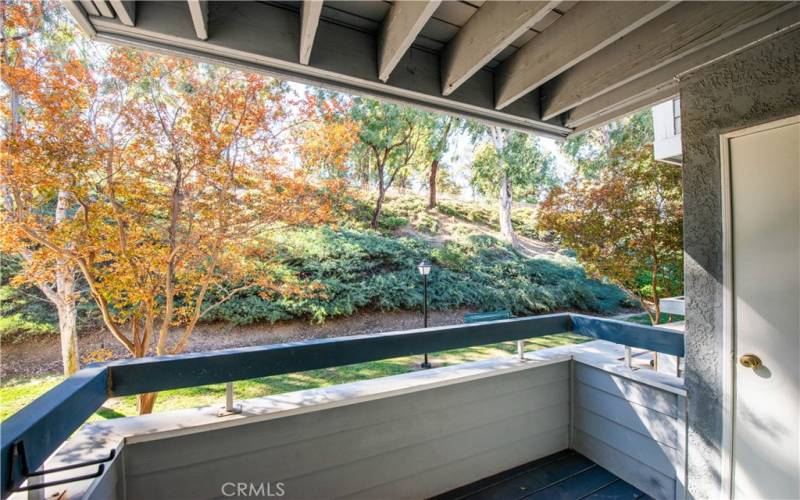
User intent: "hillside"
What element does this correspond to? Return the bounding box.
[193,194,630,326]
[1,194,632,373]
[2,195,632,334]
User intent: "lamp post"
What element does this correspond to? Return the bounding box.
[417,259,432,369]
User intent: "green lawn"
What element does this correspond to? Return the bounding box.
[623,312,684,326]
[0,332,588,422]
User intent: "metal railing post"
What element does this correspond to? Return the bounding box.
[624,346,632,368]
[218,382,241,416]
[517,340,525,360]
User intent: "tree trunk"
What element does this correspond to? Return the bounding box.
[54,188,80,375]
[428,159,438,209]
[371,188,385,229]
[56,300,79,376]
[649,259,661,325]
[498,173,518,247]
[137,392,158,414]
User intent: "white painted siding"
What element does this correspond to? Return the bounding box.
[123,363,570,499]
[572,364,686,500]
[653,99,682,165]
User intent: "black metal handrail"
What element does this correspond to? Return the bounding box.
[0,313,683,497]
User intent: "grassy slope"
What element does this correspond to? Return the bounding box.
[0,333,588,421]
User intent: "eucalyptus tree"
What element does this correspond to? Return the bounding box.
[468,125,556,247]
[561,110,653,178]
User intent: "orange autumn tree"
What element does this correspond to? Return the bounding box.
[90,50,340,413]
[5,43,339,413]
[538,144,683,325]
[294,93,359,181]
[1,0,91,375]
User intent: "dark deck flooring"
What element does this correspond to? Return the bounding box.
[433,450,651,500]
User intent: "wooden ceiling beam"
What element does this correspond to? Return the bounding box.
[565,6,800,130]
[87,1,570,138]
[441,1,560,97]
[108,0,135,27]
[494,1,677,111]
[299,0,323,65]
[187,0,208,40]
[91,0,114,18]
[378,0,441,82]
[78,0,100,17]
[541,1,792,120]
[65,1,97,36]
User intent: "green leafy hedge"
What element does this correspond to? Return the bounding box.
[204,227,629,324]
[0,255,99,342]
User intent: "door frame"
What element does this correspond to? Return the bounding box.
[719,114,800,500]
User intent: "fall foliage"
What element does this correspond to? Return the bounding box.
[1,0,88,375]
[2,2,686,419]
[2,2,341,412]
[538,144,683,324]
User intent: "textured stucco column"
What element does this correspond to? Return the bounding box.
[679,26,800,499]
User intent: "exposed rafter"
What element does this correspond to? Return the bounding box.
[66,0,796,138]
[108,0,135,27]
[494,1,677,111]
[299,0,323,65]
[378,0,441,82]
[187,0,208,40]
[66,1,97,36]
[83,1,569,138]
[441,1,559,97]
[566,6,800,131]
[92,0,114,18]
[78,0,100,17]
[565,6,800,131]
[541,1,791,120]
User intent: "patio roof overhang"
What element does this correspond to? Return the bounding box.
[63,1,800,136]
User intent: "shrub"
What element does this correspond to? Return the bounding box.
[412,213,439,234]
[204,226,629,325]
[1,255,59,342]
[382,196,427,219]
[378,215,408,231]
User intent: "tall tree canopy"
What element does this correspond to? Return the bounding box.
[416,113,459,208]
[1,0,88,374]
[469,126,556,247]
[349,98,423,228]
[294,91,360,182]
[561,111,653,178]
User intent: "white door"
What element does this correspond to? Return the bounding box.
[727,116,800,500]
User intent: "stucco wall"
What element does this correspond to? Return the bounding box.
[679,26,800,499]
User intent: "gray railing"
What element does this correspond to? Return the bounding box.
[0,313,683,497]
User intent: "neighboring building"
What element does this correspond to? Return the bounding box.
[652,97,682,164]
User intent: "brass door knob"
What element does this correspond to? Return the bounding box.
[739,354,762,369]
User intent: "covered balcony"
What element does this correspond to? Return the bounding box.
[2,314,685,499]
[2,1,798,499]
